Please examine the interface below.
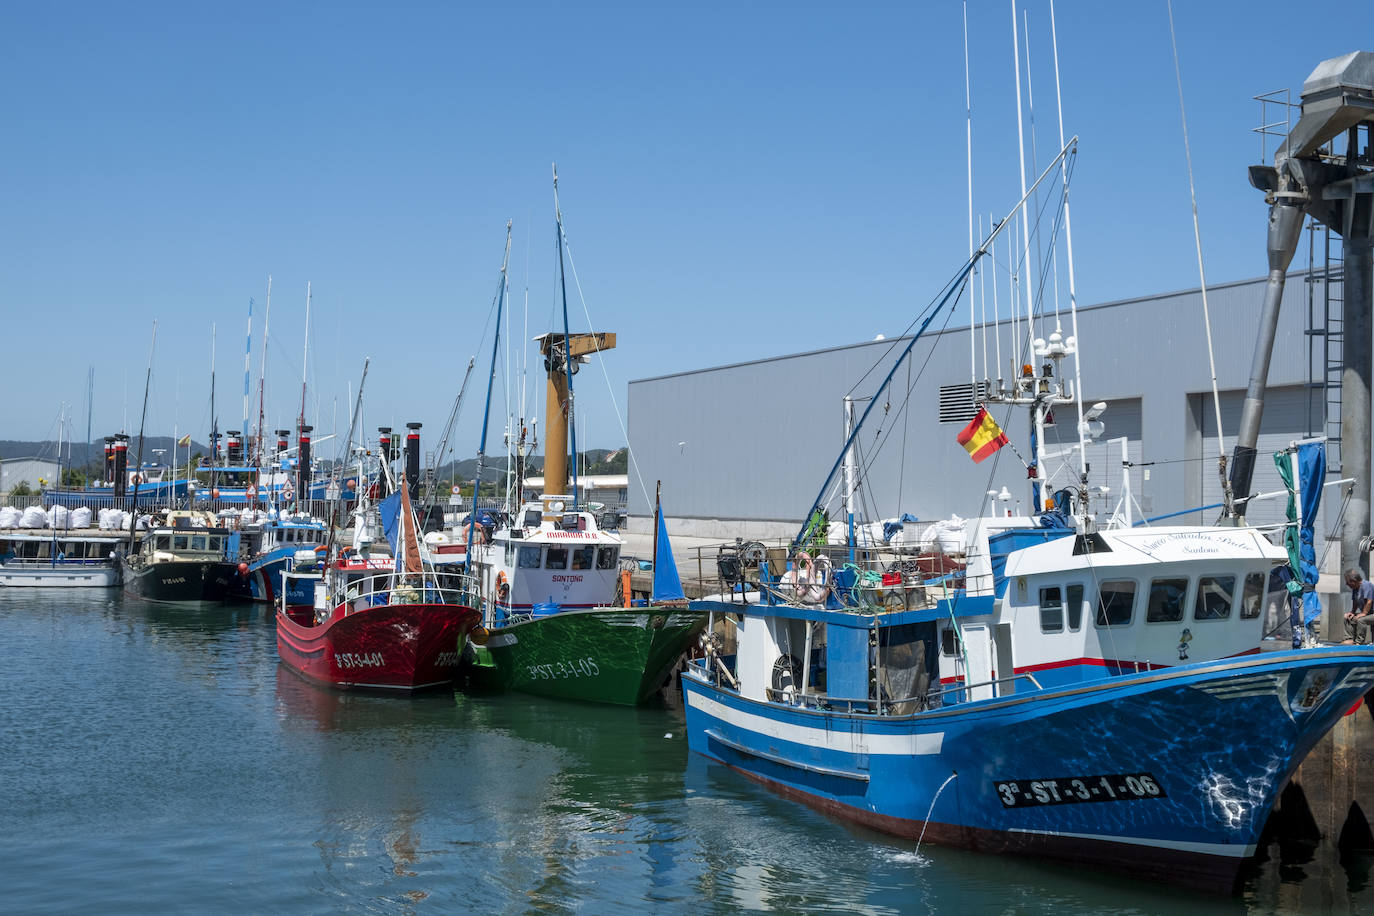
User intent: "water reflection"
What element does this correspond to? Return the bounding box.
[7,588,1374,911]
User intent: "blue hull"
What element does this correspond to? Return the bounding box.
[683,648,1374,889]
[233,548,317,605]
[46,482,189,507]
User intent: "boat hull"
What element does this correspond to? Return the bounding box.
[683,647,1374,891]
[475,607,707,705]
[0,563,119,588]
[232,551,313,605]
[121,559,240,602]
[276,602,482,692]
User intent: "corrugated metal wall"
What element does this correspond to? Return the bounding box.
[628,273,1326,529]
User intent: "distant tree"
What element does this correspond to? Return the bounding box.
[10,481,32,497]
[62,468,87,488]
[583,449,628,474]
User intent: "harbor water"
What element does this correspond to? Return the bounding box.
[3,589,1372,914]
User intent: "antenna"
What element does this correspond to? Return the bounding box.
[300,281,312,432]
[964,2,977,394]
[1050,0,1089,490]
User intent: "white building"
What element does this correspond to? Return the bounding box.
[626,272,1356,568]
[1,457,61,496]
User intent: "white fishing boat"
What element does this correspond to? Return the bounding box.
[0,527,126,587]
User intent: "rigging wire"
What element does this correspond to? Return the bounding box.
[1167,0,1231,512]
[554,207,655,513]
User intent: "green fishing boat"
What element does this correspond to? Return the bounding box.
[451,198,705,705]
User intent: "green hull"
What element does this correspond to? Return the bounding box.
[469,606,706,706]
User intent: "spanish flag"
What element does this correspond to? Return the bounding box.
[956,407,1009,463]
[176,434,191,447]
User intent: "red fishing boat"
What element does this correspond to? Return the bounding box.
[276,476,481,691]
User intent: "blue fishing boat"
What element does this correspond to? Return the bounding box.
[681,142,1374,891]
[228,513,328,604]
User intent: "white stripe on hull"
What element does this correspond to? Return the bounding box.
[687,687,944,756]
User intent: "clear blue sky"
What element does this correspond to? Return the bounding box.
[0,1,1357,463]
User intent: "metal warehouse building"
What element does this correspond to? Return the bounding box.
[626,272,1356,569]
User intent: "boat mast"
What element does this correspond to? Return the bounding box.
[257,275,272,470]
[466,222,512,584]
[842,396,858,561]
[128,322,157,554]
[792,139,1076,548]
[322,358,369,563]
[209,323,217,498]
[553,165,580,510]
[1049,0,1090,512]
[243,297,253,464]
[299,281,312,435]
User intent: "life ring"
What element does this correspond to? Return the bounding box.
[283,482,295,501]
[246,485,258,500]
[496,570,510,602]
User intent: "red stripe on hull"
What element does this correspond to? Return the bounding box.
[276,602,480,692]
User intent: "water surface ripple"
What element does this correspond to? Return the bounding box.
[0,591,1365,913]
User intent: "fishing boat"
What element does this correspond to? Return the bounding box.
[228,512,328,604]
[45,435,191,509]
[0,527,126,587]
[276,473,482,692]
[680,136,1374,891]
[467,492,706,705]
[458,209,706,705]
[120,509,242,602]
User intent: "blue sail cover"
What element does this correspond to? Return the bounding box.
[651,510,685,602]
[379,490,403,557]
[1276,441,1326,628]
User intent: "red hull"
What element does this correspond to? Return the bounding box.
[276,601,480,692]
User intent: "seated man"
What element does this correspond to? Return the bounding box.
[1342,568,1374,645]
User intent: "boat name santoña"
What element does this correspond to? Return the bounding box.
[335,652,385,668]
[551,575,584,583]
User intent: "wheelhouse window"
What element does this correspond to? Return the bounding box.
[571,547,594,570]
[940,626,962,657]
[173,535,189,551]
[1146,578,1188,623]
[1039,586,1064,633]
[1240,571,1265,619]
[1095,580,1136,627]
[208,536,222,552]
[545,547,568,570]
[596,547,618,570]
[1067,583,1084,630]
[191,535,207,551]
[156,536,171,551]
[1194,575,1235,620]
[504,540,517,566]
[517,546,541,569]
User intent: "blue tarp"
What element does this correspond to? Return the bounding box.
[881,513,920,543]
[1275,441,1326,631]
[651,509,685,601]
[379,490,403,557]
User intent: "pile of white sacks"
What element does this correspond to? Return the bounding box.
[837,514,968,552]
[0,505,149,530]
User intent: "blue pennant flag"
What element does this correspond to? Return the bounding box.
[379,490,402,557]
[651,508,684,602]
